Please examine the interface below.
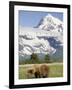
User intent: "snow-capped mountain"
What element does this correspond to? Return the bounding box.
[19,14,63,60]
[36,14,63,33]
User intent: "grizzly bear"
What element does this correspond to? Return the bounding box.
[27,64,49,78]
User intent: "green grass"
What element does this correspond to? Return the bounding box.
[19,67,27,79]
[48,64,63,77]
[19,63,63,79]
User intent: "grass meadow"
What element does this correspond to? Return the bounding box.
[19,63,63,79]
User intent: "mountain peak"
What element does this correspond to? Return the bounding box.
[36,14,63,32]
[45,14,53,19]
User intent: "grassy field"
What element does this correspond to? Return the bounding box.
[19,63,63,79]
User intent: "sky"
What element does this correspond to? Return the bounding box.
[19,10,63,27]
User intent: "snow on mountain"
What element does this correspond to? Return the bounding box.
[36,14,63,47]
[19,14,63,59]
[36,14,63,32]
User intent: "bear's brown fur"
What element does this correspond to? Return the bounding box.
[39,64,49,78]
[27,64,49,78]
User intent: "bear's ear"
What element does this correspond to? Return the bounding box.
[27,69,34,74]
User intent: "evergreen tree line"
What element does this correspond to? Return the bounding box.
[19,53,51,65]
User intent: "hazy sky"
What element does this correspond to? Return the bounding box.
[19,11,63,27]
